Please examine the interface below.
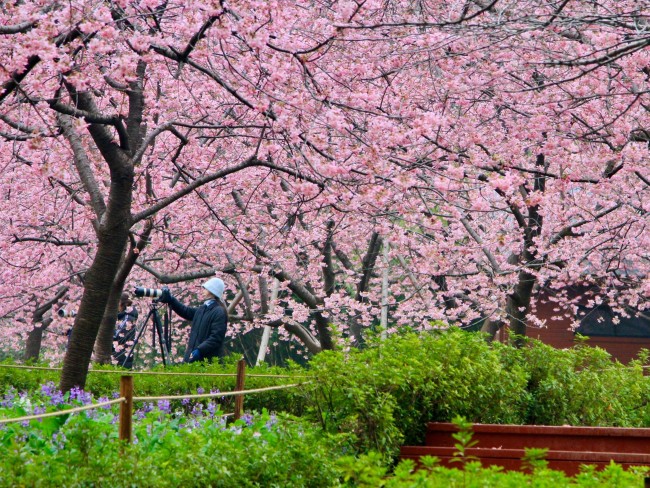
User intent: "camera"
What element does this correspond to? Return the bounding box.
[134,286,163,298]
[58,309,77,318]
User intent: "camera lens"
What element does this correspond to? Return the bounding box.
[134,287,162,298]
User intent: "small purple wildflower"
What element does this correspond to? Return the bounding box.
[69,387,92,405]
[98,396,111,409]
[40,382,56,397]
[206,401,218,418]
[157,399,171,414]
[197,387,205,394]
[191,403,203,417]
[52,432,66,450]
[265,414,278,429]
[49,389,65,406]
[0,388,15,408]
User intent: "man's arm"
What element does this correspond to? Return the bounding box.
[159,289,196,321]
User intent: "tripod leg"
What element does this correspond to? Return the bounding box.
[152,310,171,367]
[123,308,155,368]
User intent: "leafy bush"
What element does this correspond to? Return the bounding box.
[297,330,650,458]
[339,455,649,487]
[3,329,650,464]
[301,330,530,457]
[516,339,650,426]
[0,384,350,487]
[2,385,649,487]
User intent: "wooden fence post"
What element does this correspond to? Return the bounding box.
[234,358,246,420]
[119,375,133,443]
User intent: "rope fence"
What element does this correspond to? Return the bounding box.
[133,382,305,402]
[0,359,305,443]
[0,398,125,425]
[0,363,308,378]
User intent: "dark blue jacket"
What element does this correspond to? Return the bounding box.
[167,296,228,362]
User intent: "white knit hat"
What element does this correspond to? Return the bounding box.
[203,277,225,298]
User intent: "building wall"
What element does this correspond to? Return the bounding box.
[525,298,650,364]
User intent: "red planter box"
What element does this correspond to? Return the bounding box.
[400,422,650,475]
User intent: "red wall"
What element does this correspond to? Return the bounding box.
[525,299,650,364]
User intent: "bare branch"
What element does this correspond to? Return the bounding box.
[460,217,501,274]
[133,156,323,222]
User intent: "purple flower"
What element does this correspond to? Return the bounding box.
[41,382,56,397]
[197,387,205,394]
[0,391,14,408]
[69,386,82,402]
[265,414,278,429]
[206,401,218,418]
[49,390,65,406]
[241,413,254,426]
[52,432,66,450]
[69,386,91,404]
[98,396,111,409]
[191,403,203,417]
[157,399,171,414]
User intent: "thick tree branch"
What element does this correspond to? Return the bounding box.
[133,156,323,222]
[549,203,623,245]
[355,232,382,300]
[57,113,107,220]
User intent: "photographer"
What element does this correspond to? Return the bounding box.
[113,292,139,368]
[158,277,228,363]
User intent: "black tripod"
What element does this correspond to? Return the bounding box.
[121,301,173,367]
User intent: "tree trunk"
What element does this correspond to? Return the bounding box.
[94,219,153,363]
[24,286,68,362]
[60,165,133,391]
[480,317,502,342]
[350,232,382,345]
[506,269,536,347]
[93,287,123,364]
[24,324,45,361]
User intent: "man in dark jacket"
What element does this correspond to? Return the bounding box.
[158,277,228,363]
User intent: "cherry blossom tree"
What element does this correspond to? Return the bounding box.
[1,0,648,391]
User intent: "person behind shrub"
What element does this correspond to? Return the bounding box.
[113,292,139,368]
[158,277,228,363]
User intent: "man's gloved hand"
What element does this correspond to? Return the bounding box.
[189,349,202,363]
[158,287,172,304]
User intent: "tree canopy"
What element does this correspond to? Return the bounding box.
[0,0,648,389]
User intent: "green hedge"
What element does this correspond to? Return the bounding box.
[3,330,650,461]
[300,330,650,457]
